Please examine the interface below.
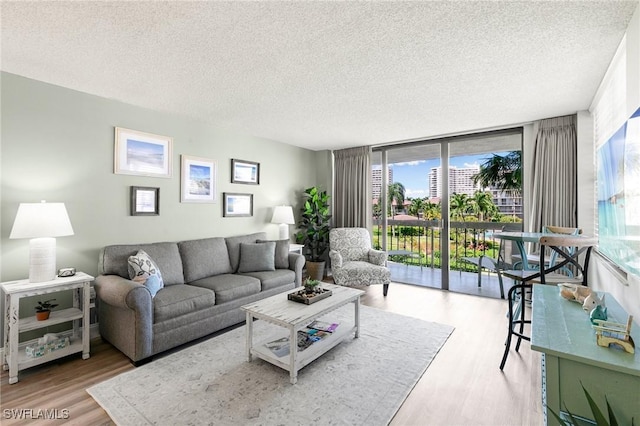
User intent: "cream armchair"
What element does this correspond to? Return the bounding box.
[329,227,391,296]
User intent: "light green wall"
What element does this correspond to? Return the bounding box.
[1,72,328,339]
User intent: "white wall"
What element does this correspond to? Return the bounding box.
[581,2,640,319]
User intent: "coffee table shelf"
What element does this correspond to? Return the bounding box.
[241,283,364,384]
[252,322,358,372]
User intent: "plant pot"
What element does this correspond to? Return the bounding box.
[36,311,50,321]
[306,261,326,281]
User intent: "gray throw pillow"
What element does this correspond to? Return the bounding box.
[257,239,290,269]
[238,242,276,273]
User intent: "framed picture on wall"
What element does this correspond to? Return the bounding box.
[231,159,260,185]
[181,155,217,203]
[131,186,160,216]
[223,192,253,217]
[115,127,172,178]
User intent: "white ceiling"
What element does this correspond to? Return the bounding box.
[1,1,637,151]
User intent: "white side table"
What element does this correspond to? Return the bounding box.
[1,272,94,384]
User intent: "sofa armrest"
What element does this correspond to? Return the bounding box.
[329,249,343,269]
[368,249,388,266]
[94,274,154,362]
[288,253,305,286]
[94,274,152,311]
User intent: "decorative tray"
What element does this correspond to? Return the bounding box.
[287,288,332,305]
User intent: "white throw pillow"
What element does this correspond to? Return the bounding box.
[128,250,164,297]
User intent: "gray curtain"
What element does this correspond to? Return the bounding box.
[333,146,371,229]
[530,115,578,232]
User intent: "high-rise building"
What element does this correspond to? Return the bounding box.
[428,166,480,198]
[371,166,393,199]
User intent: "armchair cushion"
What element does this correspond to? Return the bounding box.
[333,261,391,287]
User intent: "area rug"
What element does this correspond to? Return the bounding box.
[87,305,454,426]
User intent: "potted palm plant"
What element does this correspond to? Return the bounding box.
[35,299,58,321]
[295,186,332,280]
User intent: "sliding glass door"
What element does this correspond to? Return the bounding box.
[372,129,523,294]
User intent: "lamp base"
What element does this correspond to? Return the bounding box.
[278,224,290,240]
[29,237,57,283]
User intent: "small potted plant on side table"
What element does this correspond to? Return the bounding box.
[35,299,58,321]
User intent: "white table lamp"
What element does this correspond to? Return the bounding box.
[271,205,295,240]
[10,201,74,283]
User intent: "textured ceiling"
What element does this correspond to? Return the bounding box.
[1,1,637,151]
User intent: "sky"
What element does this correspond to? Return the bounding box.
[390,154,488,198]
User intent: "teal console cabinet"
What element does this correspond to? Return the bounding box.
[531,285,640,425]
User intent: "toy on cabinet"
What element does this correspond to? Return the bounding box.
[592,315,635,354]
[582,292,605,313]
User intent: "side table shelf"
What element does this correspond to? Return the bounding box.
[18,308,83,332]
[1,272,94,384]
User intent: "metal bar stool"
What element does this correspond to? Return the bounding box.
[499,235,597,370]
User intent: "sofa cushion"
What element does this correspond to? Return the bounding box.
[257,239,290,269]
[238,242,276,273]
[100,242,184,286]
[178,237,233,282]
[153,284,216,323]
[240,270,296,291]
[188,274,261,304]
[225,232,267,272]
[127,250,164,297]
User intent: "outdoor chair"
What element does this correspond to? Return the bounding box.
[462,223,521,299]
[329,227,391,296]
[499,234,597,370]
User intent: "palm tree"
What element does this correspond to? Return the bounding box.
[470,190,496,222]
[387,182,406,218]
[408,197,425,217]
[372,198,382,220]
[422,200,441,220]
[450,193,471,221]
[472,151,522,195]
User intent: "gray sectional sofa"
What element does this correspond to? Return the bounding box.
[95,232,304,363]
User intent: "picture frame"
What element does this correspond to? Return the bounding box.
[131,186,160,216]
[115,127,172,178]
[181,155,217,203]
[231,159,260,185]
[223,192,253,217]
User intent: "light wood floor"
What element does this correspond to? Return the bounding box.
[1,283,542,425]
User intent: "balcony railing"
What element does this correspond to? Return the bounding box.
[372,219,523,271]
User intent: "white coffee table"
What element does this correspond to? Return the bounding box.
[241,283,364,384]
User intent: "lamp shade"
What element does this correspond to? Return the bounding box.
[10,202,74,239]
[271,206,295,225]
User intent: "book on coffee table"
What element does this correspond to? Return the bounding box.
[307,320,339,333]
[265,327,335,357]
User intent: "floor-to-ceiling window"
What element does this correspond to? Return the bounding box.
[372,129,523,297]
